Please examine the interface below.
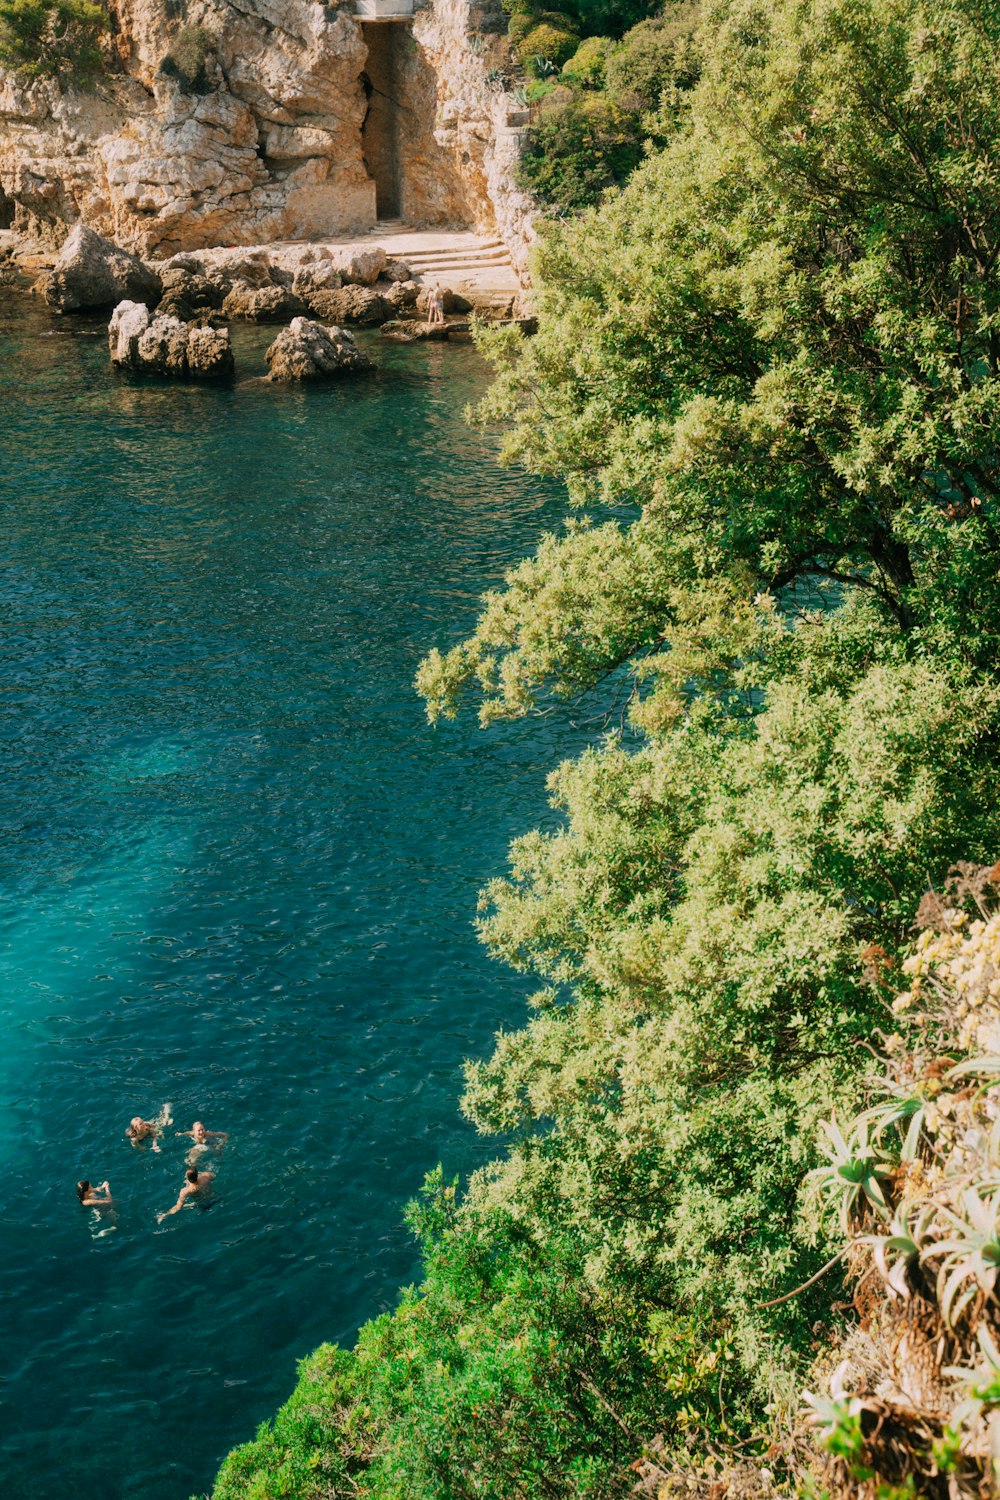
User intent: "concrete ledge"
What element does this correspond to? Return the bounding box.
[355,0,413,17]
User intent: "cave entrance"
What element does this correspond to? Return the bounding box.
[360,21,405,221]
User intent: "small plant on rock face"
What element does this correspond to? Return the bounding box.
[160,24,217,93]
[808,1117,897,1234]
[932,1187,1000,1328]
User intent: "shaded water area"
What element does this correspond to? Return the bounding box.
[0,298,596,1499]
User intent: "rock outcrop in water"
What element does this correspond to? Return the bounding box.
[0,0,536,275]
[265,318,373,381]
[40,224,162,312]
[108,300,234,379]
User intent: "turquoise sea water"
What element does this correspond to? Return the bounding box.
[0,297,592,1500]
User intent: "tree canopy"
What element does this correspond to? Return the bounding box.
[212,1,1000,1496]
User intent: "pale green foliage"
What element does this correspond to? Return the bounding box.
[561,33,613,86]
[458,598,1000,1399]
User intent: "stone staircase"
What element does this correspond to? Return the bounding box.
[380,230,521,309]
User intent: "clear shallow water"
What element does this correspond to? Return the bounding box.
[0,297,589,1500]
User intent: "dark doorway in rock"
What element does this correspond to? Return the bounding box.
[360,22,402,220]
[0,188,14,230]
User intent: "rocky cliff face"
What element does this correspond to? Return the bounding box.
[0,0,535,270]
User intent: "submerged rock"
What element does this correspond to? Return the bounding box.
[108,301,234,380]
[40,224,162,313]
[265,317,374,380]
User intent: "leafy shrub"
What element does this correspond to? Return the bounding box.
[516,20,580,74]
[605,5,701,110]
[0,0,106,82]
[159,24,216,93]
[518,91,645,209]
[561,33,612,86]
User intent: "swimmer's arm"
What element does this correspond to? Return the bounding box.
[207,1132,229,1142]
[157,1189,189,1221]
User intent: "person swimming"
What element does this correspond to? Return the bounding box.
[157,1165,215,1222]
[126,1103,173,1151]
[77,1179,114,1208]
[175,1120,228,1163]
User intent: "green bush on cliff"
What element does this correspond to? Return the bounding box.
[211,0,1000,1493]
[604,5,701,108]
[518,91,647,209]
[517,20,582,73]
[561,33,613,86]
[160,24,217,93]
[0,0,106,82]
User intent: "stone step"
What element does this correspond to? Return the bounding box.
[405,252,514,268]
[404,253,511,269]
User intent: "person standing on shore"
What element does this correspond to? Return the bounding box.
[426,283,445,329]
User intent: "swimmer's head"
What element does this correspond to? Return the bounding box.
[186,1167,199,1184]
[192,1122,206,1141]
[129,1117,143,1133]
[77,1180,90,1202]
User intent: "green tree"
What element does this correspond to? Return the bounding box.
[0,0,106,82]
[211,0,1000,1494]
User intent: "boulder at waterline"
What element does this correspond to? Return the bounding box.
[40,225,162,313]
[108,301,234,380]
[265,318,374,381]
[304,285,392,325]
[221,284,308,322]
[157,269,223,322]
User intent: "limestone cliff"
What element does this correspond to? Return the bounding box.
[0,0,535,271]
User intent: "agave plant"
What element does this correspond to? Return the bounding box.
[860,1089,927,1162]
[928,1187,1000,1328]
[809,1117,899,1234]
[867,1200,937,1298]
[946,1322,1000,1425]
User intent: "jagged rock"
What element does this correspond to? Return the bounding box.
[331,247,387,285]
[292,260,344,297]
[108,300,153,367]
[108,300,234,379]
[40,224,162,313]
[383,279,420,311]
[157,268,223,321]
[305,285,391,325]
[265,317,374,380]
[162,253,206,275]
[0,2,535,278]
[187,324,236,379]
[222,284,307,322]
[136,313,190,375]
[216,254,276,290]
[380,260,412,284]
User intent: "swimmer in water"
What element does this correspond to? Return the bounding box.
[126,1103,173,1151]
[157,1165,215,1222]
[175,1121,228,1162]
[77,1179,114,1208]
